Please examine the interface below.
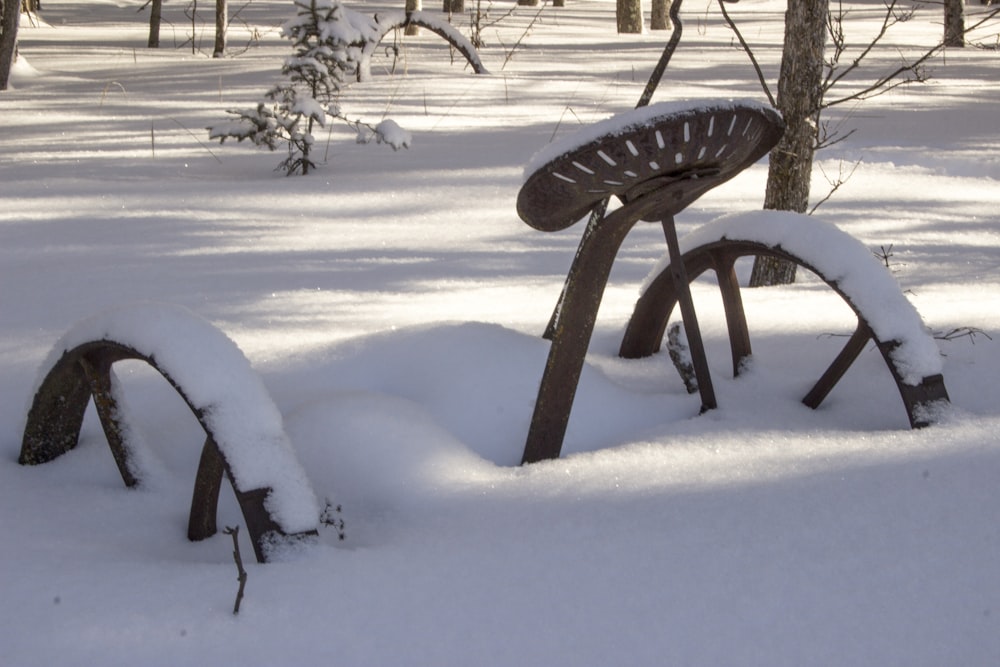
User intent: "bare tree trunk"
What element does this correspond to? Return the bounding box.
[405,0,421,34]
[749,0,828,287]
[0,0,20,91]
[147,0,162,47]
[213,0,226,57]
[518,0,540,5]
[944,0,965,47]
[617,0,642,33]
[651,0,669,29]
[442,0,463,11]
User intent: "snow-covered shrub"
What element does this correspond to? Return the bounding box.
[209,0,410,176]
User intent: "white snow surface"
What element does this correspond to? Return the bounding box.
[3,0,1000,665]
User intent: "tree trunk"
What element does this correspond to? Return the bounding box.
[0,0,20,91]
[213,0,226,57]
[518,0,539,5]
[651,0,669,30]
[617,0,642,33]
[944,0,965,47]
[147,0,162,48]
[442,0,463,12]
[749,0,828,287]
[405,0,421,34]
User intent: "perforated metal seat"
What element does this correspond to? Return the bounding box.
[517,100,783,231]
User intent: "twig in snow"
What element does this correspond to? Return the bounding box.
[170,117,223,163]
[501,0,548,70]
[933,327,992,344]
[223,526,248,615]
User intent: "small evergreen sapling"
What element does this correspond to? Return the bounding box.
[209,0,410,175]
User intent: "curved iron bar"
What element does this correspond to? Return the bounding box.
[19,340,316,563]
[619,238,950,428]
[357,11,489,82]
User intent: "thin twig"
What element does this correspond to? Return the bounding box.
[223,526,248,615]
[822,0,902,96]
[809,159,860,214]
[934,327,992,343]
[170,117,223,163]
[716,0,776,107]
[501,0,548,70]
[824,5,1000,108]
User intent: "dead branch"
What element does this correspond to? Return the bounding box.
[716,0,776,107]
[809,158,861,214]
[933,327,993,343]
[223,526,248,615]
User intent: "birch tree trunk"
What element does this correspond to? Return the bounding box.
[147,0,162,47]
[617,0,642,33]
[749,0,828,287]
[944,0,965,47]
[0,0,19,91]
[651,0,669,30]
[213,0,227,57]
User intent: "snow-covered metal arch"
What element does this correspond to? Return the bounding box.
[19,303,319,563]
[620,211,950,427]
[357,10,489,82]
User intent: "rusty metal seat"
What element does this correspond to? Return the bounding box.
[518,100,784,464]
[518,100,783,231]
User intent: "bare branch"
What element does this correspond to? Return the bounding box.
[823,0,904,98]
[223,526,248,615]
[815,117,857,151]
[809,159,861,214]
[716,0,776,107]
[824,4,1000,109]
[933,326,993,344]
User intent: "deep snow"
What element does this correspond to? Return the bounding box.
[2,0,1000,665]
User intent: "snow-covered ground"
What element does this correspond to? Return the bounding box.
[2,0,1000,664]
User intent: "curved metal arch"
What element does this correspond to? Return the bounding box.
[620,238,950,428]
[19,339,315,563]
[357,11,489,82]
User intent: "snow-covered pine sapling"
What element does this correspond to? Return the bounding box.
[208,0,410,175]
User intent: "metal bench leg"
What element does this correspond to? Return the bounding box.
[661,216,717,412]
[522,208,635,464]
